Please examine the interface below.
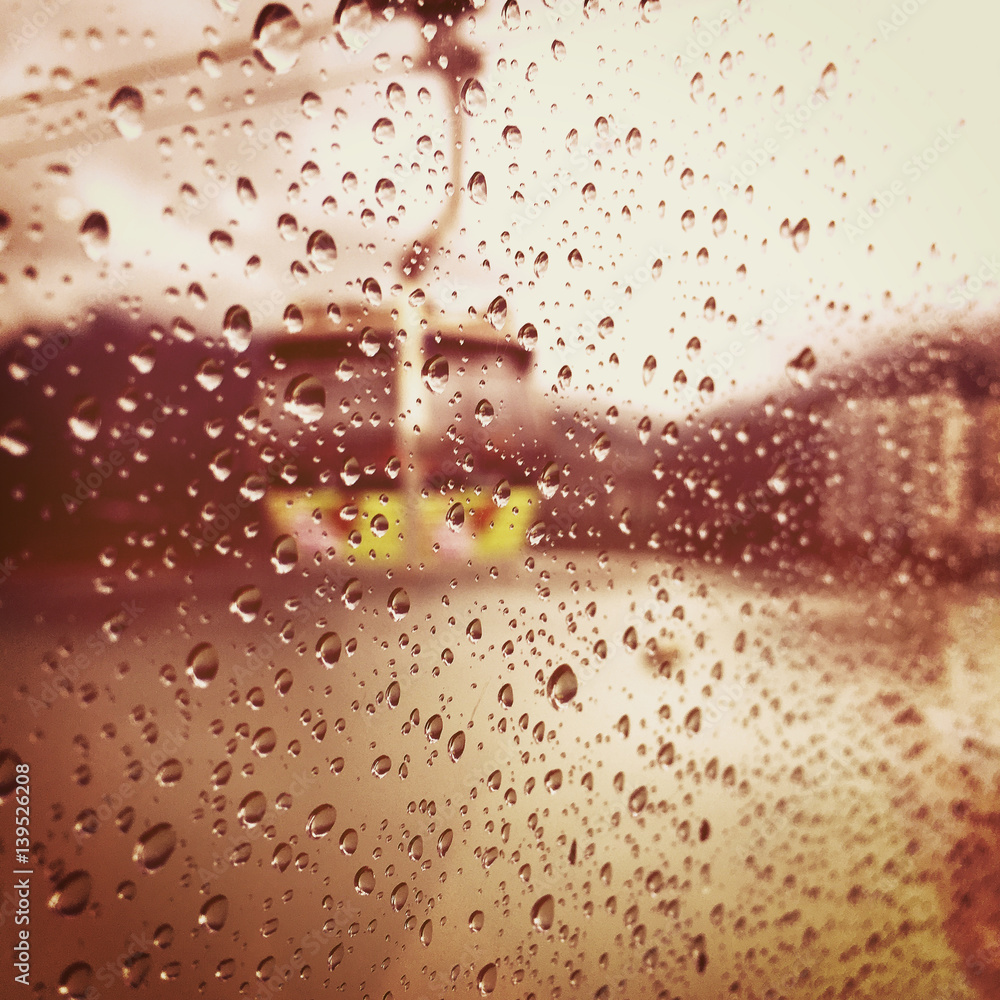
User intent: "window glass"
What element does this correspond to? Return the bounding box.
[2,2,1000,999]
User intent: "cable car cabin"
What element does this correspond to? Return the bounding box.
[250,303,543,569]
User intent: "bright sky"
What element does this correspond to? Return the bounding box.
[1,0,998,411]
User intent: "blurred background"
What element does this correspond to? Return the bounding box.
[1,1,1000,998]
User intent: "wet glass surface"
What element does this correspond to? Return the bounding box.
[1,2,1000,999]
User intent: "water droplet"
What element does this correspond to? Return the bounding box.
[199,894,229,931]
[198,50,222,78]
[1,419,30,457]
[121,951,153,989]
[517,323,537,350]
[641,355,657,386]
[460,78,487,115]
[388,588,410,621]
[355,866,375,894]
[283,304,304,332]
[475,399,495,426]
[48,871,92,915]
[639,0,660,22]
[422,354,449,393]
[235,176,257,206]
[68,396,101,441]
[568,248,584,268]
[786,347,816,389]
[301,91,322,118]
[222,305,252,352]
[547,664,578,706]
[186,642,219,687]
[466,618,483,641]
[503,125,522,149]
[372,754,391,777]
[340,828,359,855]
[468,170,488,205]
[791,217,810,251]
[342,578,363,609]
[385,82,405,111]
[237,790,267,827]
[448,731,466,761]
[437,828,454,857]
[306,229,337,271]
[78,212,109,261]
[283,374,325,421]
[306,803,337,838]
[537,463,560,499]
[493,479,511,507]
[712,208,728,236]
[552,39,566,60]
[358,327,381,357]
[684,707,702,734]
[477,963,498,996]
[271,843,292,872]
[334,0,376,50]
[391,882,409,910]
[271,534,298,574]
[482,297,507,332]
[374,177,395,206]
[108,86,144,139]
[59,962,94,999]
[591,432,611,462]
[252,4,303,74]
[155,759,183,786]
[626,127,642,155]
[133,823,177,872]
[209,229,233,254]
[316,632,342,667]
[628,786,648,815]
[446,502,465,532]
[502,0,521,26]
[531,894,554,930]
[821,61,837,92]
[372,116,394,143]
